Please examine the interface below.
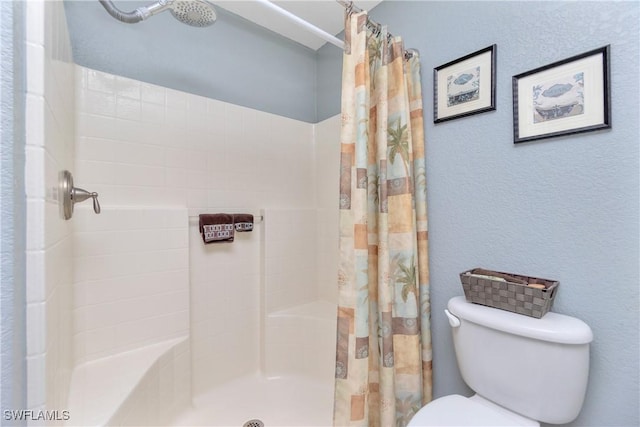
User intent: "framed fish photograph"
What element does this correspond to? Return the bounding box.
[512,45,611,143]
[433,45,496,123]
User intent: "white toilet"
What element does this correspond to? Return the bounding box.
[409,296,593,426]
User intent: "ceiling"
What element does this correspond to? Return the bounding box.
[212,1,383,50]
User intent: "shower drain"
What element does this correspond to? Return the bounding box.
[242,419,264,427]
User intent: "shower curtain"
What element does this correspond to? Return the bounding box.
[333,11,432,427]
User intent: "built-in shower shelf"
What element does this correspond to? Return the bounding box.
[66,337,189,426]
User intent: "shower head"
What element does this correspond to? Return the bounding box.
[168,1,217,27]
[99,0,217,27]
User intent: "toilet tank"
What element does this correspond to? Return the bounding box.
[447,296,593,424]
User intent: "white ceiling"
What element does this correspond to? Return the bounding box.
[212,1,383,50]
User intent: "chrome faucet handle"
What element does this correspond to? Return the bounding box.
[72,187,101,214]
[59,170,101,219]
[92,192,101,214]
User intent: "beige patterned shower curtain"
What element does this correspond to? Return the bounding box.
[333,10,432,427]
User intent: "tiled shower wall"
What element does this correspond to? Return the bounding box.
[189,216,261,393]
[314,116,340,303]
[73,67,319,394]
[261,117,340,316]
[71,206,189,364]
[25,0,341,416]
[24,0,75,417]
[74,67,314,209]
[263,209,318,314]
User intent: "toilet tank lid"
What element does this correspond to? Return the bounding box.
[448,296,593,344]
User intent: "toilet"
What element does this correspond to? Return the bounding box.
[409,296,593,426]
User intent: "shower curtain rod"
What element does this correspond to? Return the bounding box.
[255,0,345,49]
[255,0,418,58]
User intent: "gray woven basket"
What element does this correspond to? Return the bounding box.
[459,268,559,318]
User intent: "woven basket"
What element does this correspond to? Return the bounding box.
[459,268,559,318]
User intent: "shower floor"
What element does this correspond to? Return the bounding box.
[172,372,334,427]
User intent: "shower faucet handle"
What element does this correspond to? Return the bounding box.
[72,187,101,214]
[59,170,101,220]
[92,192,101,214]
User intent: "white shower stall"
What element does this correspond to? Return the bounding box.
[24,1,340,425]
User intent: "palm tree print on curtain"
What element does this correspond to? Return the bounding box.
[333,10,432,427]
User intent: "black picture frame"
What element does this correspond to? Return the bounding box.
[433,45,496,123]
[512,45,611,144]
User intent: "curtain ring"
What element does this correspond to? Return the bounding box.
[365,19,381,36]
[404,49,420,61]
[346,1,354,16]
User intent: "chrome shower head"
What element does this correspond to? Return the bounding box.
[168,0,217,27]
[99,0,216,27]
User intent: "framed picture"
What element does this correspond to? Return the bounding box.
[433,45,496,123]
[512,45,611,143]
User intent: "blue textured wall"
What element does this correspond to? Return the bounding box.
[64,1,318,122]
[318,2,639,426]
[316,41,342,122]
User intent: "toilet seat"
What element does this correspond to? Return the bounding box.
[407,394,539,427]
